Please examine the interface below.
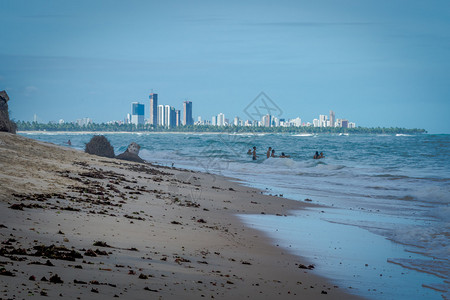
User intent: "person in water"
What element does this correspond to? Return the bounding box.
[319,152,325,158]
[266,147,272,158]
[280,152,290,158]
[252,146,257,160]
[313,151,320,159]
[247,149,252,155]
[271,149,276,158]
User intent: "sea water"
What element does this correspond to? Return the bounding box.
[20,132,449,299]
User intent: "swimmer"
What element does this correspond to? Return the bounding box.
[252,146,257,160]
[313,151,320,159]
[280,152,290,158]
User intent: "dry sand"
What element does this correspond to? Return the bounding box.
[0,132,363,299]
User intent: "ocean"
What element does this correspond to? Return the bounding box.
[19,131,449,299]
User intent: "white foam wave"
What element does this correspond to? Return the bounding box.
[389,224,449,262]
[407,186,450,205]
[292,133,315,137]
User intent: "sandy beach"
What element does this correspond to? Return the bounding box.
[0,132,363,299]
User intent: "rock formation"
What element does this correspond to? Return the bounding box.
[0,90,17,134]
[116,142,145,163]
[84,135,115,158]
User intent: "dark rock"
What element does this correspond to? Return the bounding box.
[116,142,145,163]
[84,249,97,257]
[0,268,15,277]
[49,274,63,284]
[9,203,24,210]
[45,259,54,266]
[298,264,315,270]
[0,90,16,134]
[33,244,83,261]
[85,136,115,158]
[94,249,108,256]
[93,241,112,248]
[74,279,87,284]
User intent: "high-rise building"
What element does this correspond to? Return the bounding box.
[272,117,280,127]
[163,105,177,128]
[233,116,240,126]
[212,116,217,126]
[131,102,145,126]
[262,114,271,127]
[290,117,302,127]
[157,105,165,126]
[329,110,335,128]
[183,101,193,126]
[217,113,225,126]
[319,115,328,127]
[170,107,176,128]
[149,93,158,127]
[164,105,171,127]
[175,110,181,127]
[336,119,349,128]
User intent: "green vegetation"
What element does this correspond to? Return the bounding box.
[16,121,427,134]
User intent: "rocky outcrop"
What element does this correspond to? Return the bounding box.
[85,136,115,158]
[0,90,16,134]
[116,142,145,163]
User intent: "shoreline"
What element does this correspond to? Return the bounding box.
[17,130,432,135]
[0,132,364,299]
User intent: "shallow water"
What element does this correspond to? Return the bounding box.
[20,131,450,299]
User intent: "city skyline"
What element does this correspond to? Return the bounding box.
[120,94,355,129]
[1,1,449,133]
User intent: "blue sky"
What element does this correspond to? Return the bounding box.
[1,0,449,133]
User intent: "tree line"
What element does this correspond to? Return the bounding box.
[15,121,427,134]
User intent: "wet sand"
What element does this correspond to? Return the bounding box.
[0,132,363,299]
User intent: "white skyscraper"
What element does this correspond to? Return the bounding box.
[217,113,225,126]
[319,115,328,127]
[212,116,217,126]
[313,118,320,127]
[290,117,302,127]
[164,105,171,127]
[157,105,165,126]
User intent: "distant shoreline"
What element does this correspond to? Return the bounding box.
[15,121,427,135]
[18,130,232,135]
[17,130,428,135]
